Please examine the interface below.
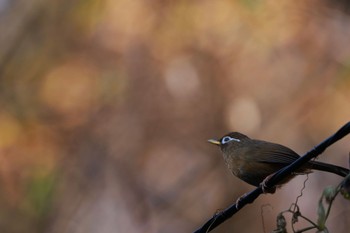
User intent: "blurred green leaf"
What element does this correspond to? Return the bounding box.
[25,170,56,218]
[317,197,326,230]
[323,186,336,203]
[340,175,350,200]
[272,213,287,233]
[239,0,262,9]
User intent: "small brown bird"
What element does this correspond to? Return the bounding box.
[208,132,349,189]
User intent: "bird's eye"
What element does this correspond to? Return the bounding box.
[221,136,240,144]
[221,136,231,144]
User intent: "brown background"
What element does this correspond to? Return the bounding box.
[0,0,349,232]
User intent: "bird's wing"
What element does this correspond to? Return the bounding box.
[253,140,300,164]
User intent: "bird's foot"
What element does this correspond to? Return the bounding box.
[235,193,247,209]
[261,175,277,194]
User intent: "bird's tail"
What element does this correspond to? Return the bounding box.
[309,161,349,177]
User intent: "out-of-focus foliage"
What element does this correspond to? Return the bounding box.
[0,0,349,232]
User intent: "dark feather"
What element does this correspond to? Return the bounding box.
[252,140,300,164]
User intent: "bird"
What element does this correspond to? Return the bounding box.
[208,132,349,191]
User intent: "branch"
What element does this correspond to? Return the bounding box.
[194,121,350,233]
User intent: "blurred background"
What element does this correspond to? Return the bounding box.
[0,0,350,232]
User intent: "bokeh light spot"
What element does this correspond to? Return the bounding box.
[40,59,99,125]
[164,57,200,100]
[225,97,261,133]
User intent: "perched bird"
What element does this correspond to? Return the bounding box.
[208,132,349,190]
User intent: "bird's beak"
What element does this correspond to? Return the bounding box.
[208,139,221,146]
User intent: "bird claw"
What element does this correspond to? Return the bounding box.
[235,194,246,209]
[261,175,276,194]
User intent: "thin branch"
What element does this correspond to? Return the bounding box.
[194,121,350,233]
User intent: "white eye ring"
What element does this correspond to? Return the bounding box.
[221,136,240,144]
